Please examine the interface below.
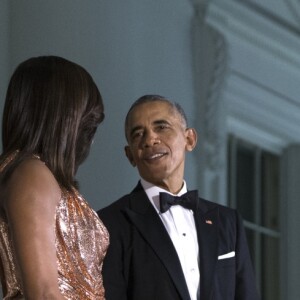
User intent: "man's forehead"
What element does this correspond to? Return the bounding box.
[129,101,176,119]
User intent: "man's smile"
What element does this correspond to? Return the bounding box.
[143,151,168,161]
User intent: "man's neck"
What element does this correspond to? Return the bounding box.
[142,178,184,195]
[140,178,186,195]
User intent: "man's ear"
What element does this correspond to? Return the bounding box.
[125,145,136,167]
[185,128,197,152]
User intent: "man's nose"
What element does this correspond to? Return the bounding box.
[142,131,160,147]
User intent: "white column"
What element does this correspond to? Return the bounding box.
[190,1,228,205]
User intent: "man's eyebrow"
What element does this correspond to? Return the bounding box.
[153,119,170,125]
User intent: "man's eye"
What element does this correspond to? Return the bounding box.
[158,124,168,130]
[132,131,143,139]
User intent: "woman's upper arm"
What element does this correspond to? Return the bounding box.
[3,159,65,299]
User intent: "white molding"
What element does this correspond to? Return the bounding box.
[224,74,300,152]
[203,0,300,152]
[226,117,286,154]
[226,74,300,133]
[206,1,300,72]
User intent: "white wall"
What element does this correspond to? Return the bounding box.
[0,1,9,121]
[4,0,198,210]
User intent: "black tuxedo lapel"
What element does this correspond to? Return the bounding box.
[123,187,191,300]
[194,199,219,300]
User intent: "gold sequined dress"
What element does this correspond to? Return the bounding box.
[0,152,109,299]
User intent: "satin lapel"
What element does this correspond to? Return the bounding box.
[194,199,219,300]
[123,188,191,300]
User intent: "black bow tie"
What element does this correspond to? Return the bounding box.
[159,190,198,213]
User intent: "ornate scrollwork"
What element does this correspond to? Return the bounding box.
[191,1,228,170]
[203,25,227,170]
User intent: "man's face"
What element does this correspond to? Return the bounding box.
[125,101,197,192]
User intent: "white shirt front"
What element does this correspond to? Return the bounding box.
[140,179,200,300]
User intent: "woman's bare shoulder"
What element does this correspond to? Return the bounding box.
[2,157,61,214]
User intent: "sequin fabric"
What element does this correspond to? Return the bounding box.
[0,152,109,299]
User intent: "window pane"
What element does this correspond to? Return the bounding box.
[236,144,255,222]
[261,153,280,230]
[261,235,280,300]
[228,136,281,300]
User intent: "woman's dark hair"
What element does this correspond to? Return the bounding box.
[1,55,104,191]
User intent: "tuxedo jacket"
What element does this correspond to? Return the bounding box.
[98,182,260,300]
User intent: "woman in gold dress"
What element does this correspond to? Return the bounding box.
[0,56,109,299]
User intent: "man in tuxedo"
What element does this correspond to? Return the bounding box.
[98,95,260,300]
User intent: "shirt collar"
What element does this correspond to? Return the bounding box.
[140,178,188,213]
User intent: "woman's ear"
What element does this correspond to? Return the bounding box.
[185,128,197,152]
[125,145,136,167]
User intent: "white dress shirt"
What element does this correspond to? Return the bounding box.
[140,179,200,300]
